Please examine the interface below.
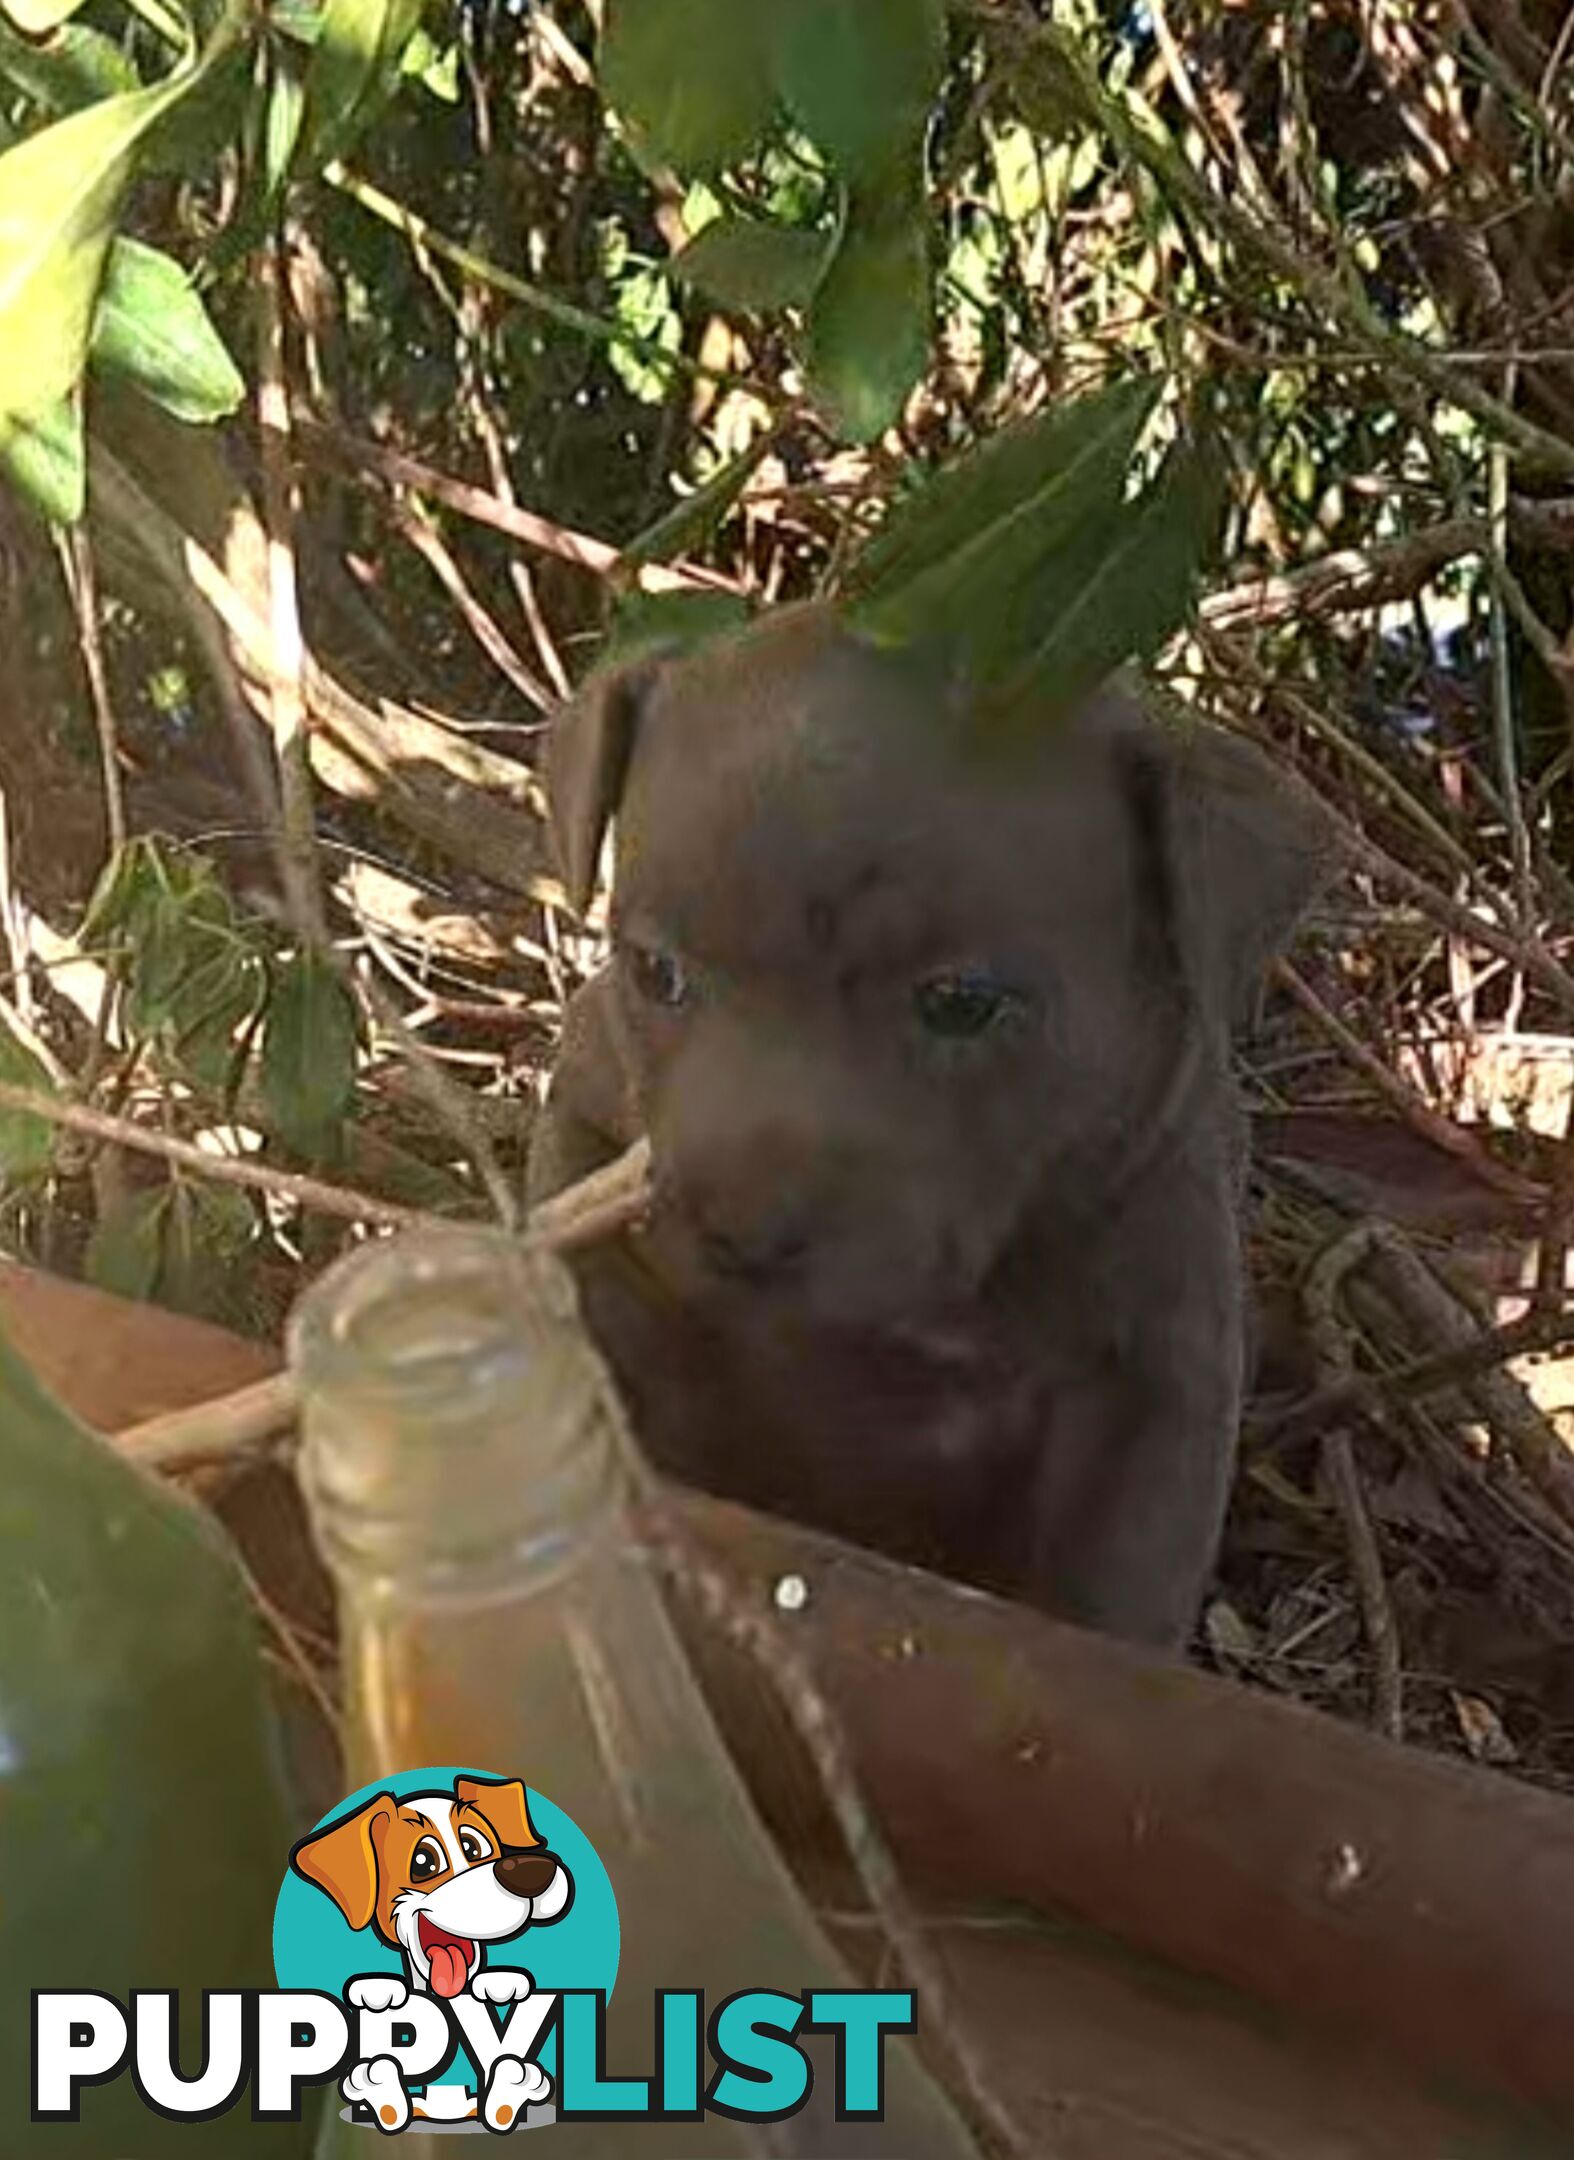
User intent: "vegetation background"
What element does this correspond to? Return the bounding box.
[4,0,1574,1780]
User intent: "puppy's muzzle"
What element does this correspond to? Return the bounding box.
[695,1205,813,1286]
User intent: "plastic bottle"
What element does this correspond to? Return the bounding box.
[291,1227,983,2158]
[0,1323,311,2158]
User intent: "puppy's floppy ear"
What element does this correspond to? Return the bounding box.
[455,1775,542,1850]
[547,659,664,916]
[290,1793,395,1932]
[1123,709,1332,1028]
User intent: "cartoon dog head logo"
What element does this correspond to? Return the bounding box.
[291,1773,573,2000]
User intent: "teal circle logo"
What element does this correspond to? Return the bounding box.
[273,1766,617,2133]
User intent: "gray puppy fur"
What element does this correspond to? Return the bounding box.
[528,604,1329,1646]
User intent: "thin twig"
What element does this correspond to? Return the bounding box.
[0,1082,429,1229]
[1257,1302,1574,1452]
[294,418,744,596]
[1302,1225,1406,1741]
[631,1481,1034,2159]
[56,525,127,854]
[1271,960,1544,1205]
[391,498,554,713]
[111,1140,655,1470]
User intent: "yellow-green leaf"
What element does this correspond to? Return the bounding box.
[90,237,244,422]
[300,0,424,167]
[0,34,226,443]
[0,391,82,520]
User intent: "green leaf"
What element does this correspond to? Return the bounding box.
[0,0,86,33]
[85,1188,169,1302]
[299,0,424,168]
[0,19,141,113]
[0,25,236,450]
[805,191,930,443]
[158,1179,256,1319]
[79,833,157,945]
[401,25,458,102]
[260,948,359,1162]
[672,214,829,311]
[773,0,945,178]
[600,0,775,174]
[848,377,1160,674]
[0,392,82,520]
[168,946,265,1094]
[851,375,1160,602]
[89,237,244,422]
[990,436,1226,730]
[600,587,755,672]
[0,1015,56,1180]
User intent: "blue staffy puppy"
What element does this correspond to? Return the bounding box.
[528,605,1328,1647]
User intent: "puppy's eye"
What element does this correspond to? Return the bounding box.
[914,971,1020,1040]
[458,1827,493,1864]
[409,1838,446,1882]
[623,939,691,1010]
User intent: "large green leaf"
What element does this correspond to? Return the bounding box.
[773,0,945,178]
[0,391,82,519]
[0,25,233,463]
[299,0,423,167]
[989,436,1227,731]
[805,190,930,443]
[852,375,1160,601]
[600,0,775,174]
[90,237,244,422]
[260,949,359,1162]
[848,377,1160,675]
[671,214,829,311]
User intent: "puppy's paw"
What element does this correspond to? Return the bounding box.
[347,1975,408,2014]
[342,2057,409,2134]
[483,2056,550,2132]
[471,1967,534,2005]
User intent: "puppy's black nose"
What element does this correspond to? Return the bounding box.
[495,1849,559,1899]
[698,1214,812,1283]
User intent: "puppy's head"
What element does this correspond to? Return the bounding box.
[291,1776,572,1998]
[550,605,1328,1329]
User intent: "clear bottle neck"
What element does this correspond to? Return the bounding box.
[289,1230,625,1607]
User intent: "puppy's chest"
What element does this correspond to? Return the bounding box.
[571,1245,1095,1571]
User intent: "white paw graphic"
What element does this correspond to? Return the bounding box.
[471,1967,534,2005]
[347,1975,409,2013]
[342,2056,410,2134]
[483,2056,550,2133]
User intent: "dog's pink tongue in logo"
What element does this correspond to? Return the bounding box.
[419,1917,474,1998]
